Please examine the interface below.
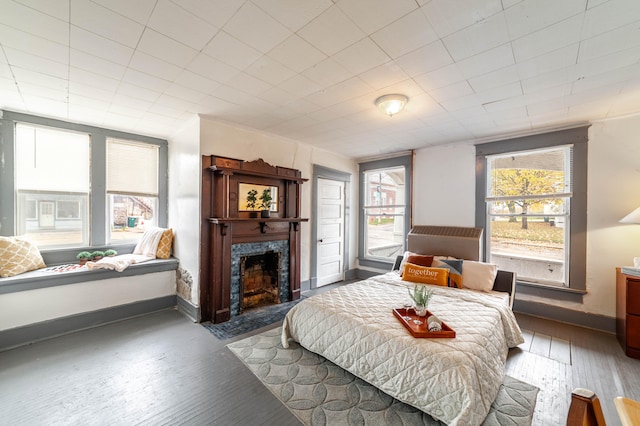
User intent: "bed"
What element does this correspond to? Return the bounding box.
[281,226,524,426]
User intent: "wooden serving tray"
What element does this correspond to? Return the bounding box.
[393,308,456,338]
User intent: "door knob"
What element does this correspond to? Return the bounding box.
[319,239,323,243]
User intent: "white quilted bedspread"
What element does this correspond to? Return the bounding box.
[281,272,524,426]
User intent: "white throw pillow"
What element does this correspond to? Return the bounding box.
[461,260,497,292]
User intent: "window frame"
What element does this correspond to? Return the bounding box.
[358,154,412,269]
[0,110,168,263]
[475,126,588,294]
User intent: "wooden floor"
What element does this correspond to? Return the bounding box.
[1,301,639,425]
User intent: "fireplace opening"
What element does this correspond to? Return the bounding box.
[240,251,281,312]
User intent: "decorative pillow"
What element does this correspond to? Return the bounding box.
[156,228,173,259]
[406,254,434,268]
[398,251,436,275]
[462,260,498,292]
[0,236,46,278]
[432,258,463,288]
[402,263,450,286]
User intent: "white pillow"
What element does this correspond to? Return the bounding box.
[462,260,497,292]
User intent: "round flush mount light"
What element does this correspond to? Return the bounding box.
[375,94,409,117]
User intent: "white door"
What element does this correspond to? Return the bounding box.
[39,201,55,228]
[317,178,345,286]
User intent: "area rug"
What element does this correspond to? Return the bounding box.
[228,327,539,426]
[202,299,303,340]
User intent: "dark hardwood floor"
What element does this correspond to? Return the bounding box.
[1,295,638,425]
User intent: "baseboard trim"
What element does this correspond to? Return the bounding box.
[513,299,616,334]
[300,279,311,293]
[176,295,199,322]
[0,295,177,352]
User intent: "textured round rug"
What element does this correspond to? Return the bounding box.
[227,327,539,426]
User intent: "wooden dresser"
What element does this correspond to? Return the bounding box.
[616,268,640,359]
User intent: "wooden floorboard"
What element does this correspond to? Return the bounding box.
[1,307,639,425]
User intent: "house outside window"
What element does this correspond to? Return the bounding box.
[359,155,412,268]
[475,127,588,292]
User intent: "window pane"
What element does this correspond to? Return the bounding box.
[364,167,404,207]
[15,124,90,247]
[365,211,405,260]
[487,146,571,286]
[108,195,158,242]
[107,138,159,196]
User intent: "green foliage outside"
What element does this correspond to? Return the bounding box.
[368,217,394,225]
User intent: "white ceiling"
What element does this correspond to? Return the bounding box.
[1,0,640,159]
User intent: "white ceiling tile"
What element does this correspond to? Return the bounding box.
[457,43,515,79]
[225,72,273,96]
[501,0,524,8]
[378,78,427,99]
[333,38,390,75]
[576,46,640,79]
[187,53,240,83]
[302,57,351,87]
[571,63,638,94]
[116,82,163,103]
[578,22,640,62]
[336,0,418,34]
[521,67,575,93]
[209,84,252,105]
[582,0,640,39]
[12,67,67,92]
[70,26,133,66]
[69,67,120,92]
[148,0,217,50]
[15,0,70,21]
[395,41,453,76]
[223,2,291,54]
[429,81,475,103]
[68,81,117,102]
[254,0,333,32]
[109,100,150,118]
[0,24,69,63]
[196,95,240,115]
[467,65,519,92]
[129,51,182,81]
[298,6,366,56]
[370,9,439,59]
[173,70,220,94]
[437,93,483,112]
[413,64,465,91]
[122,68,172,92]
[4,48,68,80]
[257,86,296,105]
[245,56,296,86]
[516,44,579,79]
[18,82,67,102]
[70,0,144,48]
[171,0,245,28]
[162,82,208,103]
[89,0,156,25]
[267,34,326,73]
[203,31,262,71]
[512,14,583,62]
[505,0,586,39]
[422,0,504,38]
[477,80,523,104]
[70,49,126,80]
[443,12,510,61]
[356,61,410,90]
[306,77,371,107]
[23,95,68,116]
[0,0,68,45]
[277,74,323,97]
[137,28,199,67]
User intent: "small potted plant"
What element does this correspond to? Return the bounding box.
[408,284,434,317]
[246,189,259,218]
[91,250,105,261]
[104,249,117,257]
[76,251,93,265]
[259,188,273,218]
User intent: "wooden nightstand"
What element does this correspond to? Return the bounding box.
[616,268,640,359]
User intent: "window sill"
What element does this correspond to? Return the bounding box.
[0,258,179,295]
[516,280,586,302]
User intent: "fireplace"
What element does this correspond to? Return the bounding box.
[200,156,307,324]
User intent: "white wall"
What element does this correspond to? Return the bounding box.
[412,113,640,318]
[166,115,357,309]
[0,271,176,331]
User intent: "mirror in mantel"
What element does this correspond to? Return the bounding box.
[239,183,278,212]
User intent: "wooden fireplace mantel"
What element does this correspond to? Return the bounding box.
[200,155,308,323]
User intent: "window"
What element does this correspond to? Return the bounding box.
[0,110,168,258]
[15,123,90,247]
[486,146,571,286]
[359,155,412,268]
[476,127,588,291]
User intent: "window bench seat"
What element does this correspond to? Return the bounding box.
[0,258,179,352]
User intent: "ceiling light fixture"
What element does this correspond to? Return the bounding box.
[375,94,409,117]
